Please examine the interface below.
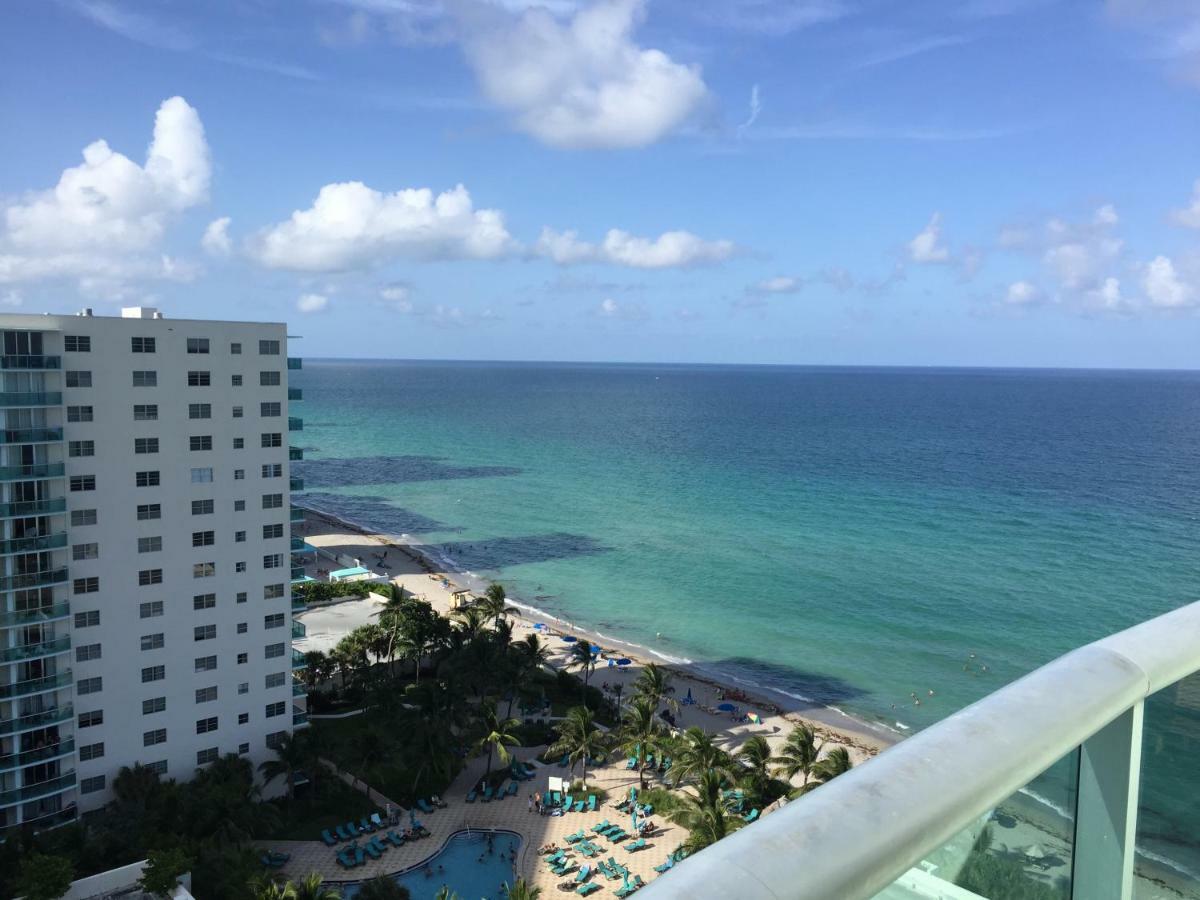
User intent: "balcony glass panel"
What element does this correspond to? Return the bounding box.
[0,703,73,736]
[0,533,68,557]
[0,498,66,519]
[289,446,304,461]
[288,417,303,432]
[0,355,60,370]
[290,477,304,491]
[0,392,62,407]
[287,357,302,370]
[292,620,307,639]
[0,669,72,699]
[290,508,305,522]
[0,739,74,773]
[0,635,71,663]
[0,427,63,445]
[0,771,76,808]
[0,463,64,482]
[873,750,1078,900]
[291,648,308,669]
[288,388,302,400]
[292,597,307,611]
[0,568,69,592]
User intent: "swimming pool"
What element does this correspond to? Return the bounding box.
[340,830,523,900]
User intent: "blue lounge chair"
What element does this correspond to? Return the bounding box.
[578,883,602,896]
[336,823,353,841]
[466,789,477,803]
[551,790,563,807]
[321,828,338,846]
[565,829,586,843]
[573,799,586,812]
[370,812,385,828]
[364,842,381,860]
[385,830,405,847]
[626,838,646,852]
[653,858,674,874]
[562,794,574,810]
[743,809,760,824]
[482,785,494,802]
[591,819,610,833]
[417,798,434,813]
[576,864,592,883]
[507,781,519,796]
[587,795,597,812]
[358,816,376,833]
[552,862,578,877]
[626,757,638,770]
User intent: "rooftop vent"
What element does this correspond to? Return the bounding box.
[120,306,160,319]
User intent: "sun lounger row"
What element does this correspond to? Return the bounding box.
[616,875,646,897]
[335,825,431,870]
[542,791,598,813]
[322,811,389,846]
[467,779,521,803]
[259,850,290,869]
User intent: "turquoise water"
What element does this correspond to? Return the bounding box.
[294,360,1200,885]
[340,830,521,899]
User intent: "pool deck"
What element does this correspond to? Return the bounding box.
[261,749,688,894]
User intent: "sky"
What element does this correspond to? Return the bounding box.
[2,0,1200,367]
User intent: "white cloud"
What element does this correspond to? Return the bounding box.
[0,290,22,308]
[1086,277,1126,311]
[378,283,414,312]
[1170,179,1200,229]
[737,84,762,139]
[1004,280,1041,305]
[297,292,329,313]
[201,217,232,256]
[754,275,802,293]
[0,96,209,292]
[456,0,708,148]
[249,182,513,272]
[599,297,618,316]
[595,295,648,320]
[908,213,950,263]
[1093,203,1119,227]
[1143,255,1194,308]
[536,226,733,268]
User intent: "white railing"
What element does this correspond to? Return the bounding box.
[641,600,1200,900]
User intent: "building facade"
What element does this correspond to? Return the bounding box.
[0,307,306,832]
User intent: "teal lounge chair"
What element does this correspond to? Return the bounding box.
[571,799,584,812]
[626,757,637,770]
[417,798,434,813]
[587,795,597,812]
[552,862,578,877]
[354,846,366,866]
[743,809,759,824]
[335,853,353,869]
[653,858,674,874]
[359,816,376,833]
[579,842,597,858]
[507,781,519,796]
[370,812,385,828]
[482,785,494,802]
[609,830,629,843]
[562,794,574,810]
[577,883,602,896]
[552,790,563,807]
[385,830,405,847]
[364,842,381,860]
[596,861,616,880]
[576,864,591,883]
[565,829,586,843]
[466,789,477,803]
[626,838,646,852]
[591,819,610,832]
[336,823,353,841]
[321,828,338,846]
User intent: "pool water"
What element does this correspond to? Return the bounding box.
[341,830,523,900]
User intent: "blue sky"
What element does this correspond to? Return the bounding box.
[2,0,1200,366]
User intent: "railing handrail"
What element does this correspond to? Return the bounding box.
[640,600,1200,900]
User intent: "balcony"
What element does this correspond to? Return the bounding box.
[0,463,64,482]
[0,635,70,664]
[288,388,302,401]
[287,357,302,370]
[292,620,307,639]
[0,771,76,809]
[0,704,72,736]
[0,601,70,628]
[0,568,68,592]
[290,477,304,492]
[0,356,60,371]
[291,648,308,670]
[0,428,62,445]
[292,683,307,698]
[288,417,303,432]
[0,393,62,408]
[292,596,307,612]
[290,566,306,581]
[0,533,67,557]
[290,507,305,523]
[0,739,74,773]
[1,803,77,835]
[289,446,304,461]
[292,707,308,728]
[0,498,65,519]
[0,669,72,700]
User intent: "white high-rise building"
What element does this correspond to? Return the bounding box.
[0,307,307,832]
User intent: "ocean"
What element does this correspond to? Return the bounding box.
[292,360,1200,890]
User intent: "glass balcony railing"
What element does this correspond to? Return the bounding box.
[289,446,304,461]
[290,508,305,522]
[0,635,70,663]
[0,392,62,407]
[287,357,302,370]
[292,596,307,612]
[1,804,78,835]
[0,771,76,808]
[288,388,302,401]
[290,566,306,580]
[0,463,64,482]
[291,648,308,670]
[292,620,307,639]
[290,537,305,551]
[0,533,67,557]
[0,568,68,592]
[292,682,307,698]
[0,498,66,519]
[292,707,308,727]
[0,428,63,445]
[290,477,304,491]
[0,601,70,628]
[0,669,72,700]
[0,355,61,371]
[0,739,74,773]
[0,704,73,736]
[288,417,303,432]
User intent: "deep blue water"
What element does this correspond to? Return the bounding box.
[293,361,1200,889]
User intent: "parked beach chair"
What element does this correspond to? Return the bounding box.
[417,797,434,813]
[552,862,578,877]
[370,812,385,828]
[743,809,760,824]
[336,823,353,841]
[321,828,338,846]
[552,790,563,807]
[577,883,602,896]
[354,846,366,866]
[466,789,477,803]
[364,842,381,860]
[336,849,356,868]
[626,838,646,852]
[579,843,597,858]
[562,793,574,810]
[507,781,519,796]
[565,829,586,843]
[626,757,638,770]
[572,799,585,812]
[542,791,553,807]
[590,819,610,833]
[653,858,674,874]
[358,816,376,833]
[587,795,597,812]
[608,830,629,843]
[596,861,617,880]
[385,830,405,847]
[483,785,494,802]
[575,864,591,883]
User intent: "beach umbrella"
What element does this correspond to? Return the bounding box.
[1025,844,1045,860]
[590,644,602,655]
[561,635,578,643]
[717,702,736,712]
[534,623,545,630]
[747,712,761,724]
[616,658,632,666]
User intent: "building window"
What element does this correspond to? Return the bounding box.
[68,440,95,457]
[140,633,165,651]
[265,672,285,689]
[260,371,281,387]
[195,655,217,672]
[137,536,162,553]
[238,682,249,695]
[237,622,248,634]
[259,339,281,355]
[134,404,158,420]
[232,374,243,386]
[67,405,93,422]
[197,747,219,765]
[74,576,99,594]
[143,729,167,746]
[265,701,286,718]
[132,370,157,387]
[77,676,103,694]
[191,499,214,515]
[76,643,102,661]
[187,337,210,354]
[72,543,99,561]
[131,336,156,353]
[234,500,246,511]
[79,710,104,728]
[260,402,281,417]
[79,742,104,761]
[193,593,216,610]
[193,562,215,579]
[141,665,165,683]
[190,435,213,451]
[194,624,217,641]
[138,568,163,586]
[143,697,166,714]
[265,643,284,659]
[261,463,282,478]
[192,530,215,547]
[266,731,286,750]
[261,432,282,448]
[190,467,213,483]
[145,760,168,775]
[196,717,218,734]
[72,509,98,527]
[234,469,245,480]
[263,553,283,569]
[235,561,246,573]
[237,591,248,604]
[237,652,248,664]
[139,601,163,619]
[137,503,161,520]
[64,335,91,352]
[262,493,283,509]
[70,475,96,492]
[238,742,250,755]
[65,370,92,387]
[238,712,249,725]
[80,775,106,794]
[263,524,284,540]
[232,405,244,418]
[135,470,160,487]
[231,342,242,354]
[235,530,246,543]
[188,403,212,420]
[233,437,244,449]
[74,609,100,627]
[196,686,218,703]
[134,437,159,454]
[187,370,211,387]
[264,583,285,600]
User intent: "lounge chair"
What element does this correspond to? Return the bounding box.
[507,781,519,796]
[576,864,591,883]
[590,819,610,833]
[626,757,638,770]
[336,852,354,870]
[587,795,597,812]
[417,798,434,813]
[483,785,494,802]
[562,794,573,810]
[579,842,597,858]
[743,809,760,824]
[653,858,674,874]
[608,830,629,843]
[466,789,477,803]
[626,838,646,852]
[321,828,338,846]
[336,823,353,841]
[358,816,376,833]
[596,861,616,880]
[385,830,406,847]
[573,799,586,812]
[364,842,381,860]
[552,790,563,807]
[577,884,602,896]
[354,846,366,866]
[370,812,385,828]
[552,862,578,878]
[565,829,586,843]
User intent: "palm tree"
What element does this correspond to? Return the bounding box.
[291,873,344,900]
[799,746,853,794]
[503,878,541,900]
[475,704,521,786]
[675,770,742,855]
[258,731,313,801]
[633,662,677,712]
[452,605,487,643]
[547,705,608,790]
[433,886,461,900]
[480,583,508,626]
[616,697,666,789]
[567,641,596,704]
[669,727,735,787]
[249,875,294,900]
[773,724,823,789]
[735,735,774,804]
[355,875,412,899]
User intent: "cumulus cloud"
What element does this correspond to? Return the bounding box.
[754,275,803,293]
[595,295,648,320]
[1004,280,1041,305]
[296,292,329,313]
[908,213,951,263]
[0,96,209,292]
[249,182,513,272]
[455,0,708,148]
[1143,255,1194,308]
[535,227,734,268]
[1170,179,1200,229]
[202,217,232,256]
